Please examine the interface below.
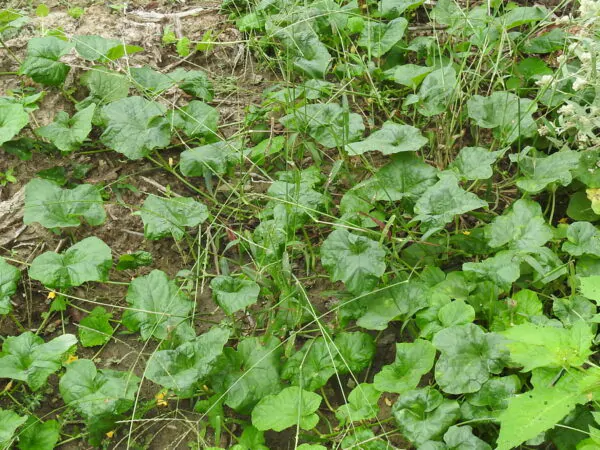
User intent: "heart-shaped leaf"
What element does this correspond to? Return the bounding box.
[29,237,112,289]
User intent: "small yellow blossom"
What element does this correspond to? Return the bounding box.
[558,217,569,224]
[65,355,78,364]
[168,157,174,167]
[155,391,168,407]
[47,291,56,299]
[462,230,471,236]
[106,430,115,439]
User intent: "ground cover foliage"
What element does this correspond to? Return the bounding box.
[1,0,600,448]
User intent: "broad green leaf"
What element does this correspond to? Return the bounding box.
[282,337,337,391]
[180,141,241,177]
[116,251,153,271]
[17,418,60,450]
[438,299,475,327]
[563,222,600,257]
[59,359,140,419]
[462,375,522,420]
[413,174,487,233]
[274,28,331,78]
[29,236,112,289]
[383,64,432,88]
[358,18,408,57]
[137,195,208,240]
[171,101,219,138]
[19,37,72,86]
[0,409,27,449]
[463,251,521,291]
[433,323,507,394]
[24,178,106,228]
[78,306,113,347]
[374,339,435,393]
[78,67,130,114]
[448,147,500,180]
[553,295,596,327]
[467,92,537,143]
[146,327,230,396]
[104,44,144,61]
[0,332,76,391]
[413,66,457,117]
[485,199,553,250]
[345,121,427,156]
[496,369,591,450]
[355,281,429,330]
[122,270,194,340]
[210,336,282,413]
[574,150,600,189]
[210,275,260,315]
[501,6,548,29]
[491,289,543,331]
[524,246,568,285]
[235,425,269,450]
[34,104,95,153]
[252,386,321,432]
[579,276,600,304]
[334,331,376,373]
[0,257,20,315]
[321,228,386,294]
[443,425,491,450]
[266,168,326,222]
[74,35,120,61]
[0,104,29,146]
[521,28,566,54]
[514,57,552,81]
[130,66,174,94]
[342,154,438,208]
[501,321,593,372]
[341,428,392,450]
[169,68,214,101]
[100,96,171,159]
[280,103,364,148]
[510,148,580,194]
[379,0,424,18]
[392,387,460,446]
[336,383,381,424]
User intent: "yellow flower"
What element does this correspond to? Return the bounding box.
[462,230,471,236]
[155,391,168,407]
[47,291,56,299]
[558,217,569,224]
[65,355,78,364]
[106,430,115,439]
[168,157,174,167]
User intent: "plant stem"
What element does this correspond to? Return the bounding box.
[0,38,22,65]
